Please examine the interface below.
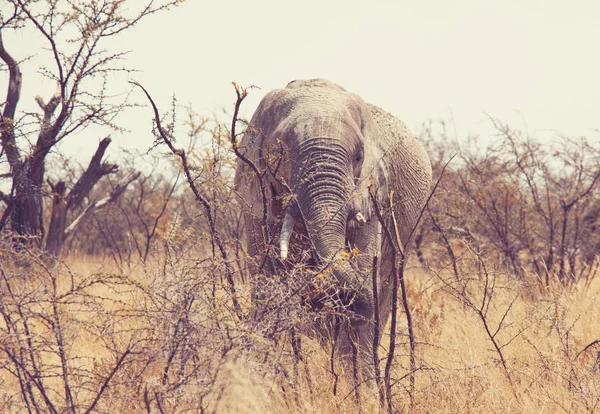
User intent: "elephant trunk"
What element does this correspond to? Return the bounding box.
[305,200,374,325]
[289,139,374,325]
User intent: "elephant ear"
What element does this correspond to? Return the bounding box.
[235,88,296,221]
[367,104,432,244]
[348,98,390,222]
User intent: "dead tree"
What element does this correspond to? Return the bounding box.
[45,141,141,256]
[0,0,179,253]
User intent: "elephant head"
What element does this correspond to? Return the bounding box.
[278,110,384,323]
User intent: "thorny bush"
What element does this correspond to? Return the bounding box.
[418,118,600,287]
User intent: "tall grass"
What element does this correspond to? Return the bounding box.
[2,238,599,413]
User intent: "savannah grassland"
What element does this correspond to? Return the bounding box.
[1,123,599,413]
[3,0,600,412]
[1,242,599,413]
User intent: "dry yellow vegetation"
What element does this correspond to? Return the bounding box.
[1,247,599,413]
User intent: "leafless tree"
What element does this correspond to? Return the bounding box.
[0,0,179,255]
[418,118,600,287]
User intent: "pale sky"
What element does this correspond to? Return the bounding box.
[4,0,600,161]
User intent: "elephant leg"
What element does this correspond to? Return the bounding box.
[358,322,378,389]
[377,239,396,334]
[334,320,378,393]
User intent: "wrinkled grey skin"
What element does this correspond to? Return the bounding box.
[235,79,431,380]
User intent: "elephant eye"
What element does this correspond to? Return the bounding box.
[353,149,363,178]
[354,149,363,162]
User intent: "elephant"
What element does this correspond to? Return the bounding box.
[234,79,432,382]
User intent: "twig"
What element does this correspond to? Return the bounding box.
[390,195,416,411]
[368,186,403,413]
[131,80,243,320]
[84,348,133,414]
[229,83,275,272]
[574,339,600,361]
[371,255,385,407]
[330,318,341,396]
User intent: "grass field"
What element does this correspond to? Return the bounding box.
[1,248,599,413]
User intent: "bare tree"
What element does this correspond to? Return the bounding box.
[418,118,600,287]
[0,0,179,254]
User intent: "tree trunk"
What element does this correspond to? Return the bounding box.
[10,167,45,247]
[46,182,67,256]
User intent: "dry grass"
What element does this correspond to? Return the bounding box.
[406,262,600,413]
[2,248,600,413]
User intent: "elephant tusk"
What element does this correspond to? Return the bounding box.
[355,212,367,224]
[280,213,296,260]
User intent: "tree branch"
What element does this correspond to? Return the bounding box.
[35,86,61,136]
[0,30,22,168]
[64,171,140,240]
[0,190,9,205]
[67,136,117,210]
